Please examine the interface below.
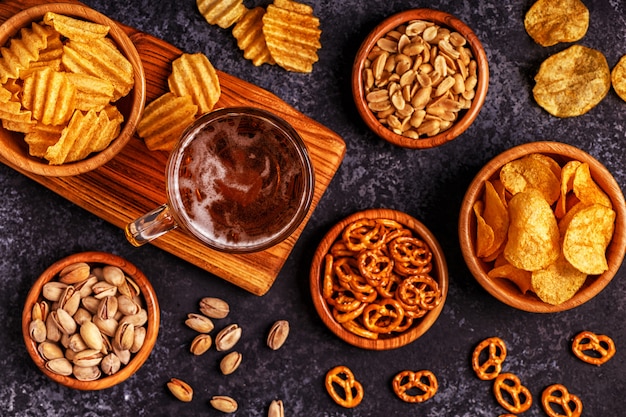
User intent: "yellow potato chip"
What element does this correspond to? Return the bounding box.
[0,99,34,128]
[612,55,626,103]
[262,0,322,73]
[488,263,532,294]
[555,160,581,219]
[23,31,64,77]
[24,129,60,157]
[533,45,611,118]
[196,0,247,29]
[43,12,110,42]
[572,162,612,209]
[137,92,198,152]
[562,203,615,275]
[232,7,276,67]
[21,67,77,126]
[66,72,115,111]
[499,153,560,205]
[168,53,220,115]
[473,200,495,258]
[531,255,588,305]
[482,180,509,258]
[89,105,123,153]
[64,109,121,162]
[524,0,589,47]
[45,109,98,164]
[504,189,560,272]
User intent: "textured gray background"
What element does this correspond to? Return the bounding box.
[1,0,625,416]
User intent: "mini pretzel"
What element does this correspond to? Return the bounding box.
[357,249,393,287]
[342,219,385,252]
[341,319,378,339]
[397,275,441,311]
[362,299,405,333]
[571,330,616,366]
[541,384,582,417]
[325,365,364,408]
[392,370,438,403]
[492,373,532,414]
[472,337,507,380]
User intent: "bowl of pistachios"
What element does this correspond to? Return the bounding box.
[22,252,160,390]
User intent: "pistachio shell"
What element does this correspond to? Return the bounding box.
[185,313,214,333]
[100,353,121,375]
[38,341,64,361]
[73,364,101,381]
[167,378,193,402]
[114,322,135,351]
[210,396,238,413]
[29,319,47,343]
[267,320,289,351]
[80,321,103,351]
[215,324,241,352]
[130,326,146,353]
[72,349,103,367]
[219,351,242,375]
[199,297,230,319]
[190,334,212,356]
[268,400,284,417]
[45,358,73,376]
[59,262,91,284]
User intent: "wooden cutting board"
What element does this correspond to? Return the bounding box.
[0,0,346,295]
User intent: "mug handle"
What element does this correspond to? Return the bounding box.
[125,204,178,246]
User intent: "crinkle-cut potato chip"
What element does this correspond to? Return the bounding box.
[43,11,110,42]
[531,255,588,305]
[524,0,589,47]
[499,153,560,205]
[64,109,121,162]
[24,130,60,157]
[482,180,510,258]
[23,32,64,77]
[62,38,134,101]
[262,0,322,73]
[563,203,616,275]
[533,45,611,118]
[504,189,560,272]
[612,55,626,103]
[232,7,276,67]
[197,0,247,29]
[45,109,95,165]
[473,200,495,258]
[168,52,220,115]
[0,22,52,83]
[66,72,115,112]
[137,92,198,152]
[573,162,612,209]
[488,263,532,294]
[21,67,76,126]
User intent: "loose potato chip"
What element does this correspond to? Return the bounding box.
[43,12,110,41]
[504,189,560,271]
[533,45,611,118]
[474,200,495,258]
[573,162,612,209]
[562,204,615,275]
[262,0,322,73]
[196,0,247,29]
[137,92,198,152]
[612,55,626,103]
[168,53,220,115]
[531,255,588,305]
[21,67,77,126]
[488,263,532,294]
[524,0,589,47]
[232,7,276,67]
[482,180,510,258]
[500,153,560,205]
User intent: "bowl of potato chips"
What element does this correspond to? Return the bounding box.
[0,3,146,176]
[352,8,489,149]
[459,141,626,313]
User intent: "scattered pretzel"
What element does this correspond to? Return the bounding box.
[541,384,582,417]
[325,365,364,408]
[571,330,616,366]
[392,370,438,403]
[492,372,532,414]
[472,337,507,380]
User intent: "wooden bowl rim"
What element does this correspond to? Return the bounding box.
[0,2,146,176]
[351,8,489,149]
[310,208,448,350]
[21,251,160,390]
[459,141,626,313]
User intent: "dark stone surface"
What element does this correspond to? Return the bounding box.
[1,0,625,415]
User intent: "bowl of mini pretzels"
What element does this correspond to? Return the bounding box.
[309,208,448,350]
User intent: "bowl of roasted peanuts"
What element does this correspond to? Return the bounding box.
[22,252,159,390]
[0,3,146,176]
[352,8,489,149]
[310,208,448,350]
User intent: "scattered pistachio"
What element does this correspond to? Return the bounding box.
[167,377,193,402]
[268,399,284,417]
[210,396,238,413]
[215,324,242,352]
[267,320,289,351]
[219,351,242,375]
[199,297,230,319]
[190,334,212,356]
[185,313,214,333]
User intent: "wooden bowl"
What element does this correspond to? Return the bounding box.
[459,141,626,313]
[310,208,448,350]
[0,3,146,176]
[22,252,160,390]
[352,8,489,149]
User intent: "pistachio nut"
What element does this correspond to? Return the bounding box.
[130,326,146,353]
[114,321,135,352]
[45,314,62,342]
[118,276,141,299]
[199,297,230,319]
[73,307,92,326]
[190,334,212,356]
[29,319,47,343]
[80,321,104,351]
[73,364,101,381]
[102,265,126,286]
[45,357,73,376]
[97,295,118,320]
[38,341,65,361]
[59,262,91,284]
[210,396,238,413]
[113,345,131,365]
[72,349,103,367]
[268,400,284,417]
[101,353,121,375]
[185,313,214,333]
[81,296,100,314]
[67,333,88,353]
[92,281,117,299]
[215,324,241,352]
[119,309,147,327]
[93,315,118,338]
[219,351,242,375]
[267,320,289,351]
[31,301,49,322]
[75,275,99,298]
[52,308,77,335]
[42,281,68,302]
[167,377,193,402]
[117,294,139,316]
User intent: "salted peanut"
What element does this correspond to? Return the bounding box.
[167,377,193,402]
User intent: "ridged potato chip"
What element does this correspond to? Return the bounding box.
[168,53,220,115]
[524,0,589,47]
[262,0,322,73]
[612,55,626,103]
[66,72,115,112]
[0,22,52,83]
[24,130,60,157]
[531,255,588,305]
[197,0,247,29]
[137,92,198,152]
[232,7,275,67]
[533,45,610,118]
[43,11,110,41]
[21,67,77,126]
